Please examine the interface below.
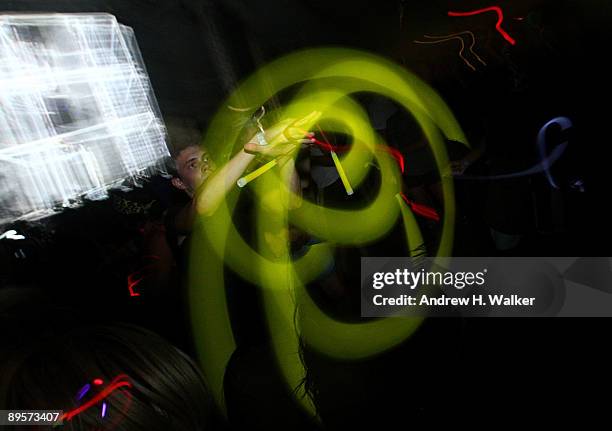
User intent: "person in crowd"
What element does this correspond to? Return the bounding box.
[163,114,315,255]
[0,289,216,430]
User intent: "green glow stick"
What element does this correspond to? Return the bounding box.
[237,158,278,187]
[330,151,354,195]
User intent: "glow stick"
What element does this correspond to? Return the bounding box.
[315,125,353,195]
[237,159,278,188]
[330,151,354,195]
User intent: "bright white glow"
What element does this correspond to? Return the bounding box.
[0,229,25,240]
[0,13,169,224]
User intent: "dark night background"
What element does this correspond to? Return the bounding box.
[1,0,612,428]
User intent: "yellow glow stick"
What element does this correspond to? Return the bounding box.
[330,151,354,195]
[315,124,353,196]
[237,158,278,187]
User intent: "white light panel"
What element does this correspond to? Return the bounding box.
[0,13,169,224]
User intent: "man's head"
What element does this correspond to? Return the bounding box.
[165,118,215,196]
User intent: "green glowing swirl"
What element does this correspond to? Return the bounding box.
[189,48,468,417]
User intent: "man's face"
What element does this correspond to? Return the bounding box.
[174,145,215,195]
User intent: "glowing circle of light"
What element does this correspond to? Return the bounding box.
[189,48,469,418]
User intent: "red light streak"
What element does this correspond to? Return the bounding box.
[379,145,405,174]
[310,135,335,153]
[400,193,440,222]
[127,274,143,297]
[309,126,405,174]
[316,125,334,150]
[93,379,104,386]
[127,255,160,297]
[63,375,132,422]
[309,129,435,220]
[448,6,516,45]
